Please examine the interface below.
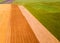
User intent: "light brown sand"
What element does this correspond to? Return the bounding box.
[0,4,11,43]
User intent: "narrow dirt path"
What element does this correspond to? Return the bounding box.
[19,6,60,43]
[10,4,39,43]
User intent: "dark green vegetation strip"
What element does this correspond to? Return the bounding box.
[24,2,60,41]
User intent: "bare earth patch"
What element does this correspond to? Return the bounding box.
[10,4,39,43]
[0,4,11,43]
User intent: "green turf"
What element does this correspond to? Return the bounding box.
[13,0,60,5]
[0,0,4,2]
[13,0,60,41]
[24,2,60,41]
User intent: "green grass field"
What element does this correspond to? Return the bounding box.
[13,0,60,41]
[13,0,60,5]
[0,0,4,2]
[24,3,60,41]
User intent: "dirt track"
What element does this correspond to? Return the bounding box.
[10,4,39,43]
[0,4,60,43]
[0,4,11,43]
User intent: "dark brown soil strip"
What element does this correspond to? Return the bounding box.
[10,4,39,43]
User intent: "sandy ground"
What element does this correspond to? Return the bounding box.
[10,4,39,43]
[0,4,39,43]
[0,4,60,43]
[19,6,60,43]
[0,4,11,43]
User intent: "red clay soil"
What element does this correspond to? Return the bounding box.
[10,4,39,43]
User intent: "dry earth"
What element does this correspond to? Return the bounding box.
[0,4,11,43]
[10,4,39,43]
[0,4,39,43]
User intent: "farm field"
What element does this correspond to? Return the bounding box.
[13,1,60,41]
